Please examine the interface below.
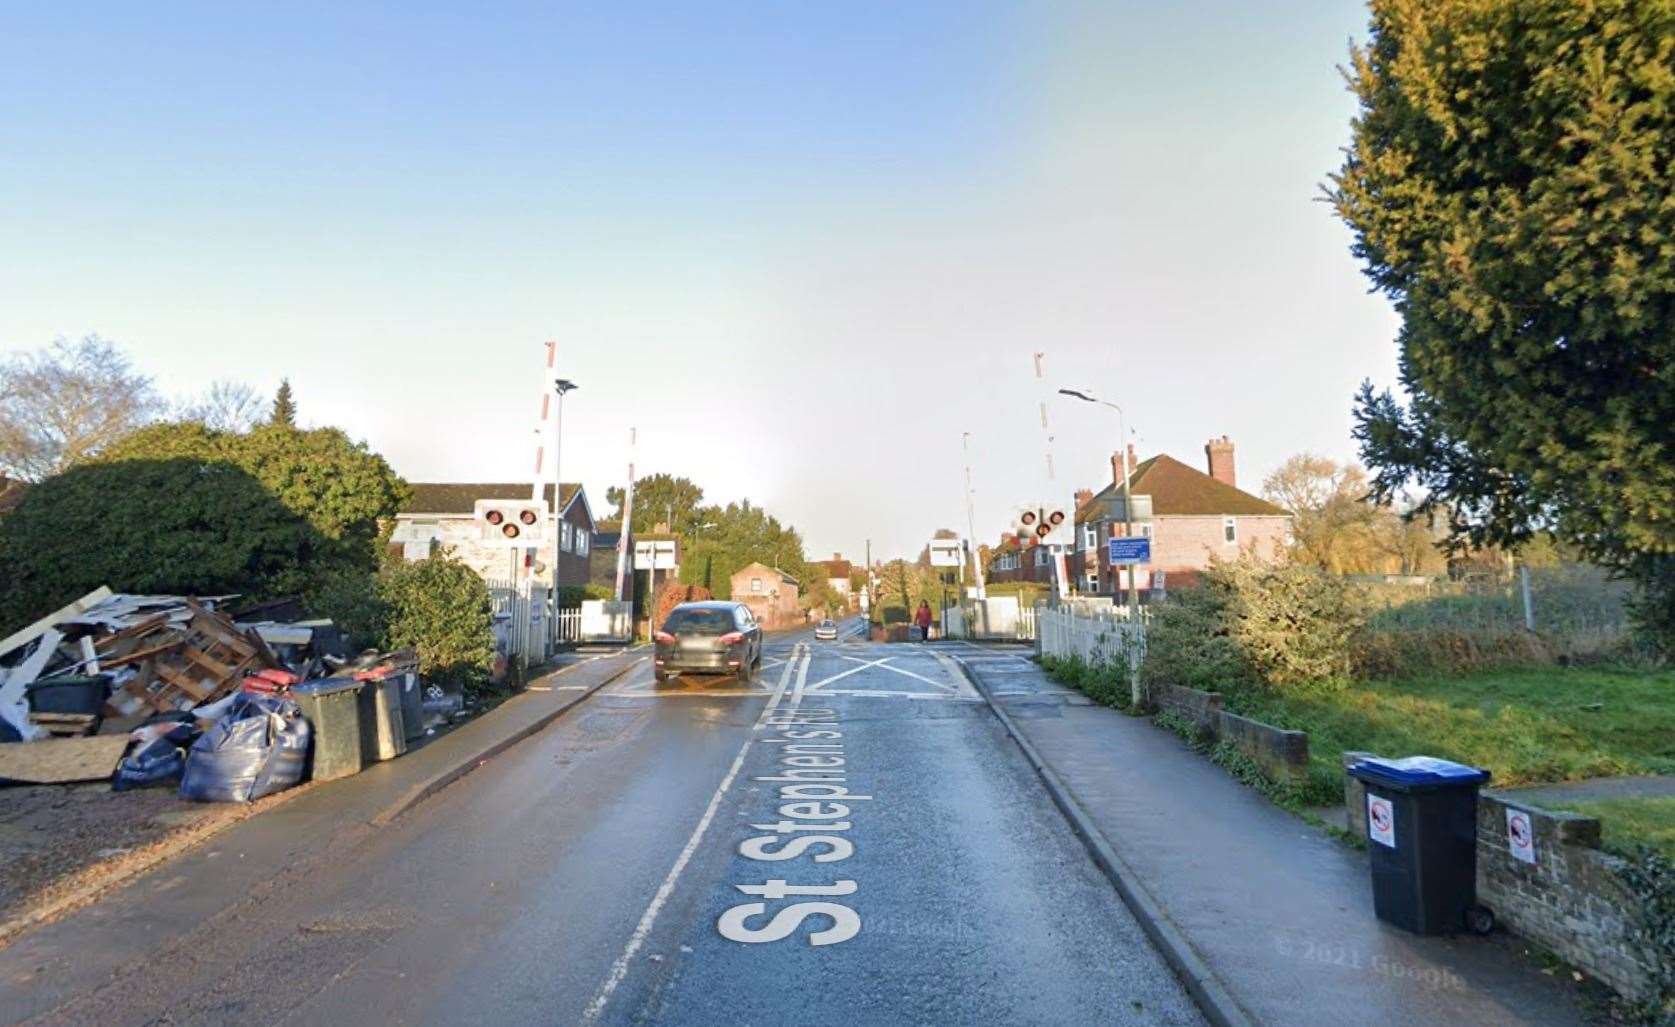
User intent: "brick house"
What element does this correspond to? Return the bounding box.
[730,562,802,628]
[985,535,1058,586]
[394,482,598,588]
[1069,437,1291,596]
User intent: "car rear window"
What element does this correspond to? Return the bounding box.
[663,608,736,634]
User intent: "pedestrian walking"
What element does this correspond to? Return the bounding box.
[914,600,933,642]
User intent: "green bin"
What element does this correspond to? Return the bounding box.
[291,677,372,781]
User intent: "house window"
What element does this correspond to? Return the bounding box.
[752,577,763,594]
[1223,517,1237,544]
[1139,523,1154,539]
[561,522,574,552]
[1082,524,1095,550]
[576,530,589,556]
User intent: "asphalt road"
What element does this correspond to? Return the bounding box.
[13,621,1203,1026]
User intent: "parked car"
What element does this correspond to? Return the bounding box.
[654,601,762,684]
[814,619,838,641]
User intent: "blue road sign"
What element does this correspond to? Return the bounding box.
[1108,536,1151,565]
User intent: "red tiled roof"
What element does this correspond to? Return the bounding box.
[819,558,853,579]
[1077,454,1289,519]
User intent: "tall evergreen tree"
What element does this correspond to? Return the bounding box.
[1329,0,1675,645]
[271,378,298,428]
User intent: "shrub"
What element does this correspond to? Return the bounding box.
[379,555,495,690]
[1141,557,1366,695]
[653,582,712,628]
[555,583,614,608]
[303,568,388,653]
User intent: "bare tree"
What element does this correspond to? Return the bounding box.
[177,379,266,432]
[0,336,164,481]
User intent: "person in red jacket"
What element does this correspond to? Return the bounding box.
[914,600,934,642]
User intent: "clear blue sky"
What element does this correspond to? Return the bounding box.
[0,1,1398,560]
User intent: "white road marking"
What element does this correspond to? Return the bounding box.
[801,656,892,693]
[790,648,811,706]
[580,645,806,1024]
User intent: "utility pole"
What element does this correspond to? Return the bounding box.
[864,538,872,614]
[963,432,987,600]
[613,428,637,603]
[1058,389,1139,624]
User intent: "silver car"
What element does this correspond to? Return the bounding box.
[814,619,838,641]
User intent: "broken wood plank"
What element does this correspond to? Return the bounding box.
[0,587,114,660]
[0,734,128,785]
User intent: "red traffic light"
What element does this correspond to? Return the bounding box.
[519,509,538,525]
[485,509,505,525]
[502,524,520,539]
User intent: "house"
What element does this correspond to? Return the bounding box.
[1069,436,1291,596]
[730,562,802,628]
[394,482,598,588]
[817,555,854,608]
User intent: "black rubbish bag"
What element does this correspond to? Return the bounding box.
[112,723,200,792]
[179,694,311,803]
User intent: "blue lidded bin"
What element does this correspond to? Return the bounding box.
[1348,755,1493,935]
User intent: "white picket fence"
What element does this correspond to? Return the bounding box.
[1036,604,1147,671]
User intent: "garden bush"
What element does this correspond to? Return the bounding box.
[1141,557,1366,695]
[379,555,495,690]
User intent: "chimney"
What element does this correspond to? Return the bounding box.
[1111,445,1139,486]
[1074,488,1093,510]
[1205,435,1236,487]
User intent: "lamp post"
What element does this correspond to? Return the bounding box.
[551,378,577,602]
[1058,389,1138,621]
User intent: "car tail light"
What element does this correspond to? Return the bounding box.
[654,630,676,644]
[718,631,744,645]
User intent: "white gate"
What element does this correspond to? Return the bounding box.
[1036,604,1146,669]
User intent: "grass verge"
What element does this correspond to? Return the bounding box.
[1552,796,1675,861]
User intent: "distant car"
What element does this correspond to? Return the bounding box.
[814,619,838,641]
[654,601,762,684]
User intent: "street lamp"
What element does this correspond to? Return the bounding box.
[1058,388,1138,619]
[551,378,577,599]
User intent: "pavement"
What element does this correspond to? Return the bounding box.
[0,621,1204,1026]
[949,642,1596,1027]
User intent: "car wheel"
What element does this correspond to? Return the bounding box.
[737,660,753,684]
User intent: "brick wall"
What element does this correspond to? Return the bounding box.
[1152,683,1310,786]
[1341,754,1658,1002]
[1146,515,1290,574]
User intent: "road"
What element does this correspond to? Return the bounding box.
[11,621,1203,1026]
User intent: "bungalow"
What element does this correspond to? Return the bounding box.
[393,482,598,588]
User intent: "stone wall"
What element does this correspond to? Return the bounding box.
[1476,792,1656,1002]
[1153,683,1310,786]
[1341,753,1657,1002]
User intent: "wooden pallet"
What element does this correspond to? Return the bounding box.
[117,601,265,714]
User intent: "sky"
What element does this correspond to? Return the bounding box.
[0,1,1400,561]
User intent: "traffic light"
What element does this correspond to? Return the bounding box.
[474,499,547,547]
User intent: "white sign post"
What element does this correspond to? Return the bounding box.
[1506,808,1538,864]
[1367,793,1396,848]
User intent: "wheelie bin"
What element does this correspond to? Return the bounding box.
[1348,755,1494,935]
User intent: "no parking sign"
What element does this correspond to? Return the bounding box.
[1507,808,1538,864]
[1367,793,1396,848]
